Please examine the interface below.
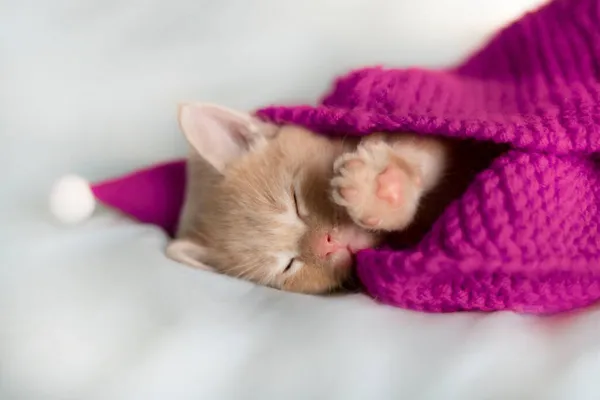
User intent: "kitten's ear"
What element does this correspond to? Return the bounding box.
[178,103,277,173]
[166,238,214,271]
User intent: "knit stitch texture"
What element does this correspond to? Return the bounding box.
[257,0,600,313]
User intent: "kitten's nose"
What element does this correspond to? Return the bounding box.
[314,233,344,258]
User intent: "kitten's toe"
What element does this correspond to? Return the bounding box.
[330,176,361,207]
[333,153,365,174]
[331,154,371,207]
[361,217,382,228]
[340,187,359,202]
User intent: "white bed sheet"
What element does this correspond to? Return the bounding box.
[4,0,600,399]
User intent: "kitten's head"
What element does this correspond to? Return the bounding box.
[167,104,380,294]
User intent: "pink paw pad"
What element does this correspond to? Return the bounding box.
[344,159,364,170]
[376,165,405,207]
[340,187,359,202]
[361,217,381,227]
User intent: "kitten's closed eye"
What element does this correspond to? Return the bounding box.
[292,181,308,218]
[292,186,300,216]
[284,259,295,272]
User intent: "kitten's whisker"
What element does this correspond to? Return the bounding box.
[231,264,260,280]
[260,272,277,286]
[232,263,277,287]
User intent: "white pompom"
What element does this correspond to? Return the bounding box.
[49,174,96,224]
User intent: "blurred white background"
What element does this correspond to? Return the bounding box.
[1,0,542,196]
[10,1,600,400]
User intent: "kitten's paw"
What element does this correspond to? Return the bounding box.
[331,140,422,231]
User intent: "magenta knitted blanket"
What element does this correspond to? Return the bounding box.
[257,0,600,313]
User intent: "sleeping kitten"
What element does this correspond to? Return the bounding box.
[166,103,500,294]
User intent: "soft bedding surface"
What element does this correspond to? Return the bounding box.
[5,0,600,399]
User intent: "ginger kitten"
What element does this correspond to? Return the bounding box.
[166,103,500,294]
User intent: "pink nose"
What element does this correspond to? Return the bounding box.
[314,233,344,258]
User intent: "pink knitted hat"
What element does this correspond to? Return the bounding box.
[50,160,187,237]
[50,0,600,314]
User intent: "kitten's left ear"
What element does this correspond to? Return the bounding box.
[166,238,214,271]
[178,103,277,173]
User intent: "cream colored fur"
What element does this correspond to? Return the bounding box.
[167,103,450,294]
